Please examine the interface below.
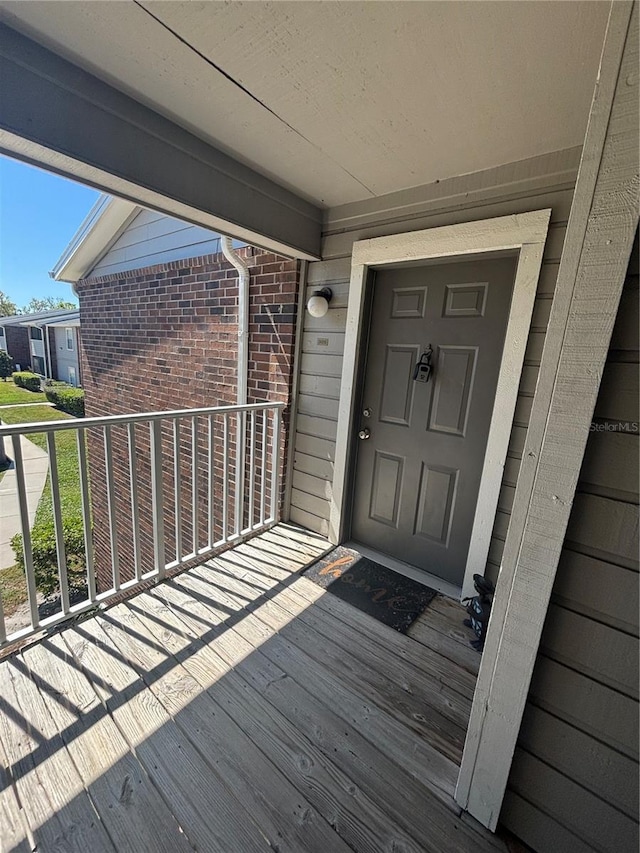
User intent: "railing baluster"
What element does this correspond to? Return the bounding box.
[46,432,69,615]
[260,407,267,526]
[11,434,39,630]
[103,425,120,592]
[192,415,199,553]
[76,428,96,603]
[235,411,246,537]
[208,414,215,548]
[173,418,182,563]
[270,407,281,523]
[222,413,229,542]
[0,589,5,647]
[150,419,166,578]
[127,422,142,582]
[248,409,256,530]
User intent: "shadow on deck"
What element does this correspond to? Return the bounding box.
[0,523,506,853]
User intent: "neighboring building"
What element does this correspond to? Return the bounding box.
[0,308,82,384]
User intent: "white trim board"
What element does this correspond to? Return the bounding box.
[331,209,551,601]
[456,0,638,832]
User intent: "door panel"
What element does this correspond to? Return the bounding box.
[428,346,477,436]
[351,256,517,586]
[379,345,419,425]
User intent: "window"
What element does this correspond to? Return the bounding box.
[68,366,77,387]
[29,326,43,341]
[66,328,74,350]
[0,328,5,352]
[32,356,45,375]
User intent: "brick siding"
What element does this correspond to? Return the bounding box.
[76,246,300,590]
[4,326,31,372]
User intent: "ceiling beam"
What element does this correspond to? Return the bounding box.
[0,23,322,260]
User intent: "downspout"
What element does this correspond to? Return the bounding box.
[220,236,249,405]
[220,236,250,536]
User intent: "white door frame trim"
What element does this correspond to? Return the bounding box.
[330,209,551,599]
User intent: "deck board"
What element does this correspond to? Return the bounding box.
[0,523,506,853]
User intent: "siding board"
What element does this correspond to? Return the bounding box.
[296,393,340,421]
[527,657,638,758]
[508,748,639,852]
[564,493,639,568]
[503,245,640,849]
[518,705,639,819]
[92,208,245,277]
[579,430,639,502]
[540,604,639,699]
[552,550,638,635]
[289,505,330,537]
[593,362,639,423]
[501,792,594,853]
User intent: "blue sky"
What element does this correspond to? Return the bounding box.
[0,154,100,307]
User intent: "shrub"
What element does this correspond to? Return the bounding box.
[44,384,85,417]
[12,371,42,392]
[11,518,87,598]
[0,351,14,381]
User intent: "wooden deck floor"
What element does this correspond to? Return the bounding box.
[0,524,506,853]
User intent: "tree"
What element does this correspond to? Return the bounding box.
[0,350,14,381]
[0,290,18,317]
[22,296,76,313]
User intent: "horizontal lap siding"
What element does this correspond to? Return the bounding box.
[92,209,245,278]
[290,148,580,546]
[501,233,639,852]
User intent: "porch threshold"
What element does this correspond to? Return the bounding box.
[0,523,507,853]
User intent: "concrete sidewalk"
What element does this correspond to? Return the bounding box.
[0,434,49,570]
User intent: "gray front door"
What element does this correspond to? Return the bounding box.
[351,255,517,587]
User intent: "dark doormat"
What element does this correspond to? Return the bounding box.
[302,545,437,633]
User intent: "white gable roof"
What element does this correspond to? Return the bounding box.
[52,196,241,283]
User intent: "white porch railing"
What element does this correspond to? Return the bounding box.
[0,402,284,649]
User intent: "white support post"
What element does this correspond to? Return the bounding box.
[456,1,639,829]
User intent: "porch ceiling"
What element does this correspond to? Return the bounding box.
[0,0,609,208]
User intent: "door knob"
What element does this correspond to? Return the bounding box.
[358,428,371,440]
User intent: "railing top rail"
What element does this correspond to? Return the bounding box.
[0,401,285,436]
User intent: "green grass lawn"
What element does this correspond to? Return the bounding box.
[0,381,47,406]
[0,404,82,617]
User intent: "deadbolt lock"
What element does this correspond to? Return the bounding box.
[362,407,372,418]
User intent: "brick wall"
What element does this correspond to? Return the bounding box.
[76,246,300,590]
[5,326,31,372]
